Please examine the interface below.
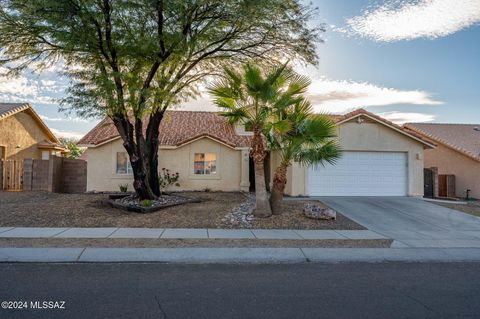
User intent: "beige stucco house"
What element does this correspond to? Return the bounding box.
[405,123,480,199]
[79,109,435,196]
[0,103,67,161]
[78,111,251,193]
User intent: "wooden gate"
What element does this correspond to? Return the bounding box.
[1,160,23,191]
[424,168,434,198]
[439,174,455,198]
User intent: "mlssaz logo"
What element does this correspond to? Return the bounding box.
[30,301,66,309]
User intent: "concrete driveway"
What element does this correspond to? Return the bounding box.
[319,197,480,248]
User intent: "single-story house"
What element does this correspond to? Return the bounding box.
[0,103,67,161]
[404,123,480,199]
[78,109,435,196]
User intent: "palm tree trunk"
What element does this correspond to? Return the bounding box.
[253,159,271,217]
[270,162,288,215]
[251,127,272,217]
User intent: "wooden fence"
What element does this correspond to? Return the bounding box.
[1,160,23,191]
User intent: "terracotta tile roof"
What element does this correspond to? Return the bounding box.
[0,103,30,119]
[78,111,252,148]
[404,123,480,161]
[79,108,436,149]
[333,108,436,147]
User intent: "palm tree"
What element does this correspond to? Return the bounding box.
[266,100,341,214]
[209,63,307,217]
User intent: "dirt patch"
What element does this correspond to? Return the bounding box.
[0,191,364,230]
[0,238,391,248]
[433,201,480,218]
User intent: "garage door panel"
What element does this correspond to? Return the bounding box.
[308,151,407,196]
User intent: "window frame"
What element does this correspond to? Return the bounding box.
[116,152,133,175]
[193,152,217,175]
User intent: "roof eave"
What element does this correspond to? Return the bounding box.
[404,124,480,162]
[337,112,436,149]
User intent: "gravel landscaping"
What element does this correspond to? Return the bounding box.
[0,238,392,248]
[433,201,480,218]
[0,191,364,230]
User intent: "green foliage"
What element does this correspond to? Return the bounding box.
[0,0,322,119]
[140,199,154,207]
[159,168,180,195]
[118,184,129,193]
[266,100,342,169]
[209,62,308,132]
[0,0,323,199]
[58,137,84,159]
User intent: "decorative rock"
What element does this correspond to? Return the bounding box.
[109,194,200,213]
[222,193,255,228]
[303,204,336,220]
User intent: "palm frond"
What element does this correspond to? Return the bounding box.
[243,63,264,93]
[218,106,250,125]
[296,140,342,167]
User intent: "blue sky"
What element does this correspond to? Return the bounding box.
[0,0,479,139]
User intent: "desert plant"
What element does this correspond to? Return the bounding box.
[159,168,180,195]
[266,100,341,214]
[210,63,310,217]
[140,199,154,207]
[118,184,128,193]
[58,137,84,159]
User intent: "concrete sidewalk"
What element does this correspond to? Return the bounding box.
[0,227,387,240]
[1,247,480,263]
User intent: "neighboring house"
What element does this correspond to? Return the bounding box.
[404,123,480,199]
[0,103,67,161]
[79,109,435,196]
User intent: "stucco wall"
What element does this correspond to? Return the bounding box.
[0,111,49,160]
[424,144,480,199]
[283,121,426,197]
[86,137,243,192]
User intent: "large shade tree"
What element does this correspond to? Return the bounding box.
[0,0,322,199]
[209,63,312,217]
[267,100,341,214]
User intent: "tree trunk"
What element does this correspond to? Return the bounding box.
[253,159,271,217]
[251,126,272,217]
[130,150,157,200]
[112,115,162,200]
[270,162,288,215]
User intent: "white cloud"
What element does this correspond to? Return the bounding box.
[307,78,443,113]
[40,115,89,123]
[0,66,66,105]
[377,111,436,124]
[343,0,480,42]
[50,128,85,140]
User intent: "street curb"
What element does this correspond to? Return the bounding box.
[1,247,480,263]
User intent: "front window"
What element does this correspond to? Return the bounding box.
[116,152,132,174]
[194,153,217,175]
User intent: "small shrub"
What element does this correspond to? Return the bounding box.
[119,184,128,192]
[140,199,154,207]
[159,168,180,194]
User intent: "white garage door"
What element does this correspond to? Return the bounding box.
[308,151,407,196]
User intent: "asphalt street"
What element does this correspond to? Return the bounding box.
[1,262,480,319]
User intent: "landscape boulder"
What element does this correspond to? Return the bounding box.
[303,204,337,220]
